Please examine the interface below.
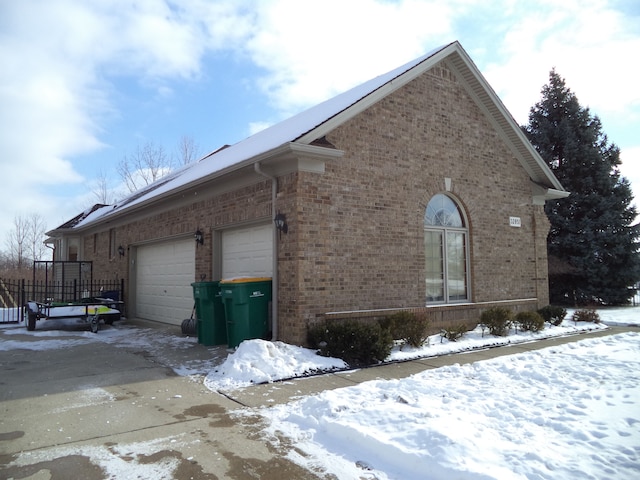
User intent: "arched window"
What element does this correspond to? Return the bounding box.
[424,194,470,303]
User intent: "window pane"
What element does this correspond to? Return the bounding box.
[424,230,444,301]
[446,232,467,300]
[425,194,463,228]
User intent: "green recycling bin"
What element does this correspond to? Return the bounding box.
[220,277,272,349]
[191,281,227,346]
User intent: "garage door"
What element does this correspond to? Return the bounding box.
[222,224,273,279]
[136,238,195,325]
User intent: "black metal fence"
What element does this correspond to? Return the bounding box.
[0,278,125,324]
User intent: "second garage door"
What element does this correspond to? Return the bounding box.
[222,224,273,279]
[136,238,195,325]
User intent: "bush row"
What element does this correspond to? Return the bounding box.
[308,311,468,367]
[309,305,600,366]
[308,320,393,367]
[479,305,600,336]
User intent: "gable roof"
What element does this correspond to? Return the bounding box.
[52,41,566,234]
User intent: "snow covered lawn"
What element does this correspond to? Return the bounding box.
[252,331,640,479]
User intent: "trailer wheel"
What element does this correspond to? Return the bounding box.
[27,312,36,331]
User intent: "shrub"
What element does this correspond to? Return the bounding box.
[441,323,468,342]
[537,305,567,326]
[380,311,431,348]
[480,307,513,336]
[514,311,545,333]
[572,309,601,324]
[307,323,328,348]
[308,320,393,367]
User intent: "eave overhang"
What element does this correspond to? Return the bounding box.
[51,142,343,235]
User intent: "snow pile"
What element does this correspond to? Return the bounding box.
[255,332,640,479]
[202,317,607,390]
[204,339,347,390]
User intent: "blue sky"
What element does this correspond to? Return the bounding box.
[1,0,639,246]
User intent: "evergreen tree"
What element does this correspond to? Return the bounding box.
[523,70,640,305]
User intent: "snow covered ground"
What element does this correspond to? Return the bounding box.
[1,307,639,479]
[205,308,640,479]
[257,331,640,479]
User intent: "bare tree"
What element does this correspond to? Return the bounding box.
[2,214,49,276]
[175,135,201,165]
[4,213,49,270]
[110,136,200,196]
[26,213,48,263]
[92,169,114,205]
[117,141,172,194]
[5,216,27,269]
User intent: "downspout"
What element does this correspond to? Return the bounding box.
[533,206,539,306]
[254,162,279,341]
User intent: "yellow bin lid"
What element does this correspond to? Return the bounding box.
[220,276,272,284]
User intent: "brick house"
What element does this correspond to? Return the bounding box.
[46,41,567,345]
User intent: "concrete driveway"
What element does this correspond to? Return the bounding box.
[0,319,325,480]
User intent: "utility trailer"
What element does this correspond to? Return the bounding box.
[25,298,123,333]
[24,260,124,333]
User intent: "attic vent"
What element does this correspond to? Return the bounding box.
[310,136,336,149]
[431,63,456,82]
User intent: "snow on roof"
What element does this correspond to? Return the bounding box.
[55,203,110,230]
[65,43,451,231]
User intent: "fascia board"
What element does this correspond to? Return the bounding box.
[259,142,344,176]
[532,183,571,205]
[545,188,571,200]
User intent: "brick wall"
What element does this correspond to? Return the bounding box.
[276,62,548,344]
[79,61,550,346]
[82,180,273,309]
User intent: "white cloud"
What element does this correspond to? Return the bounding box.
[620,146,640,209]
[1,0,639,245]
[481,0,640,125]
[242,0,457,115]
[0,0,231,239]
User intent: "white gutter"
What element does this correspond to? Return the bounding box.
[254,162,279,341]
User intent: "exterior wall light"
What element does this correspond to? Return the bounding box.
[274,213,288,234]
[118,245,125,258]
[194,229,204,246]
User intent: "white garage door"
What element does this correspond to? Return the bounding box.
[222,224,273,279]
[136,238,195,325]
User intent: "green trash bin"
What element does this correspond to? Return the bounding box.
[191,281,227,346]
[220,277,272,349]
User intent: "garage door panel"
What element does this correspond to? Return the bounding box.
[136,238,195,325]
[222,224,272,279]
